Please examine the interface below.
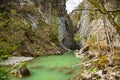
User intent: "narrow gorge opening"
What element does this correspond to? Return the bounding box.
[0,0,120,80]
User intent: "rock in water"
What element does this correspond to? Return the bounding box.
[19,65,30,78]
[11,64,30,78]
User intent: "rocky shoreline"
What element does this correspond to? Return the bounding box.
[0,57,34,66]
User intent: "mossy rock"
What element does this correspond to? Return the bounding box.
[11,63,30,78]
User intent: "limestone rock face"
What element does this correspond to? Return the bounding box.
[76,0,120,49]
[0,0,75,56]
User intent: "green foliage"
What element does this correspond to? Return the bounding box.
[0,41,20,59]
[0,5,59,56]
[13,62,26,70]
[0,67,10,80]
[88,10,101,20]
[74,34,84,42]
[72,2,84,26]
[0,9,30,57]
[88,67,98,73]
[38,20,44,27]
[93,56,107,69]
[49,25,58,42]
[50,9,59,42]
[87,35,97,50]
[0,12,9,28]
[79,2,84,9]
[52,9,58,25]
[87,35,96,44]
[98,56,107,67]
[1,54,8,60]
[114,13,120,25]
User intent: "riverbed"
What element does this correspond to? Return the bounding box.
[12,53,82,80]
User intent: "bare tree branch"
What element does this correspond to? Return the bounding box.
[87,0,120,34]
[71,8,120,14]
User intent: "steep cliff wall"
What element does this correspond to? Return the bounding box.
[0,0,75,56]
[71,1,120,80]
[76,0,120,52]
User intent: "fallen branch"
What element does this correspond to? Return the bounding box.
[67,57,98,68]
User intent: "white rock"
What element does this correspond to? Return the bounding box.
[0,56,34,66]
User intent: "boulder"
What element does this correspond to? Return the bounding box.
[11,64,30,78]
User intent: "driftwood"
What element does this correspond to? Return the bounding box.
[68,57,98,68]
[75,44,89,58]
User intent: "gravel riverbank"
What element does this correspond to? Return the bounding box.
[0,57,34,66]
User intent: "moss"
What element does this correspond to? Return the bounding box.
[86,35,97,50]
[88,67,98,73]
[93,56,107,69]
[0,38,20,58]
[0,0,65,56]
[114,13,120,25]
[74,34,84,42]
[13,62,27,70]
[0,8,60,56]
[70,13,81,29]
[0,10,27,56]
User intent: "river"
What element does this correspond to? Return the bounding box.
[13,53,82,80]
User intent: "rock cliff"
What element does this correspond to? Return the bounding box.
[0,0,75,56]
[72,1,120,79]
[76,0,120,51]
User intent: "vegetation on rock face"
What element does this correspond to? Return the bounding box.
[70,2,84,41]
[0,0,120,80]
[0,10,22,59]
[88,0,120,34]
[72,0,120,79]
[0,0,76,57]
[0,5,60,56]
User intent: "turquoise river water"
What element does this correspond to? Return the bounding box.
[13,53,82,80]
